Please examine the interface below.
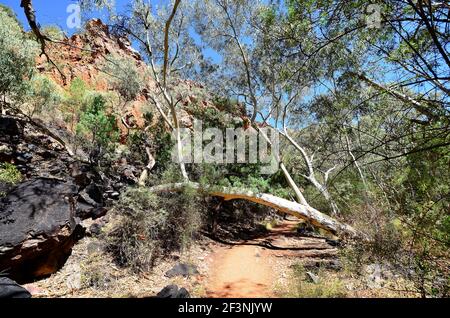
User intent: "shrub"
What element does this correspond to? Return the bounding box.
[107,187,166,272]
[104,54,142,103]
[76,95,119,163]
[24,75,62,117]
[0,163,22,185]
[41,25,65,41]
[107,186,205,272]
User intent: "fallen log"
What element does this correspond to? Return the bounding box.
[149,182,364,239]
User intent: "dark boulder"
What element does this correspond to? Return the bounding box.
[0,277,31,298]
[165,263,199,278]
[76,183,106,220]
[155,285,190,298]
[0,178,81,283]
[0,117,21,137]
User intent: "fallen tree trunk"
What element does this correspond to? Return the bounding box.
[149,183,364,239]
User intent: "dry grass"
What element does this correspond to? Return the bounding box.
[28,233,214,298]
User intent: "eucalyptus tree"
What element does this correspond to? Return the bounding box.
[107,0,207,182]
[278,0,449,147]
[192,0,350,214]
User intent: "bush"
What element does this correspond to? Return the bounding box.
[62,77,92,130]
[76,95,119,164]
[0,163,22,185]
[0,6,38,108]
[41,25,65,41]
[107,186,205,272]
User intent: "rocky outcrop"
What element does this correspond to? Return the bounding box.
[0,277,31,298]
[155,285,190,298]
[0,117,113,282]
[0,178,82,282]
[38,19,146,89]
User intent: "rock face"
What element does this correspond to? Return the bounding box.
[0,118,110,282]
[155,285,190,298]
[0,178,82,282]
[0,277,31,298]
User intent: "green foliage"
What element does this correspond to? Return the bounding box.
[388,133,450,297]
[108,187,167,271]
[104,54,142,103]
[76,95,119,163]
[259,6,276,28]
[125,130,148,166]
[0,4,21,26]
[0,6,38,104]
[69,77,89,101]
[0,163,22,185]
[25,74,62,116]
[62,77,90,128]
[211,96,243,117]
[151,124,174,174]
[41,25,65,41]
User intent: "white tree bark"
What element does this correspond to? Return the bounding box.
[280,129,340,216]
[344,133,369,194]
[149,182,364,239]
[256,126,309,206]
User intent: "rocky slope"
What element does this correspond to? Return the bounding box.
[0,116,107,282]
[0,18,246,284]
[38,19,245,134]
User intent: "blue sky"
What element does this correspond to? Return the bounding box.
[0,0,221,63]
[0,0,167,33]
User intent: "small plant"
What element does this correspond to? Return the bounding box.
[0,163,22,185]
[287,264,347,298]
[80,253,115,290]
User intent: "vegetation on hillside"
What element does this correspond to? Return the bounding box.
[1,0,449,297]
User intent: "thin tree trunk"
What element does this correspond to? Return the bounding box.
[256,126,309,206]
[280,130,340,215]
[345,133,369,194]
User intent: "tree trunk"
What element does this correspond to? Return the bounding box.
[149,182,364,239]
[256,126,309,206]
[280,130,340,215]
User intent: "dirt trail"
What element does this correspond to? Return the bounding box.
[206,220,300,298]
[206,244,274,298]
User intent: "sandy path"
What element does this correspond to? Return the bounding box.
[206,221,301,298]
[206,244,274,298]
